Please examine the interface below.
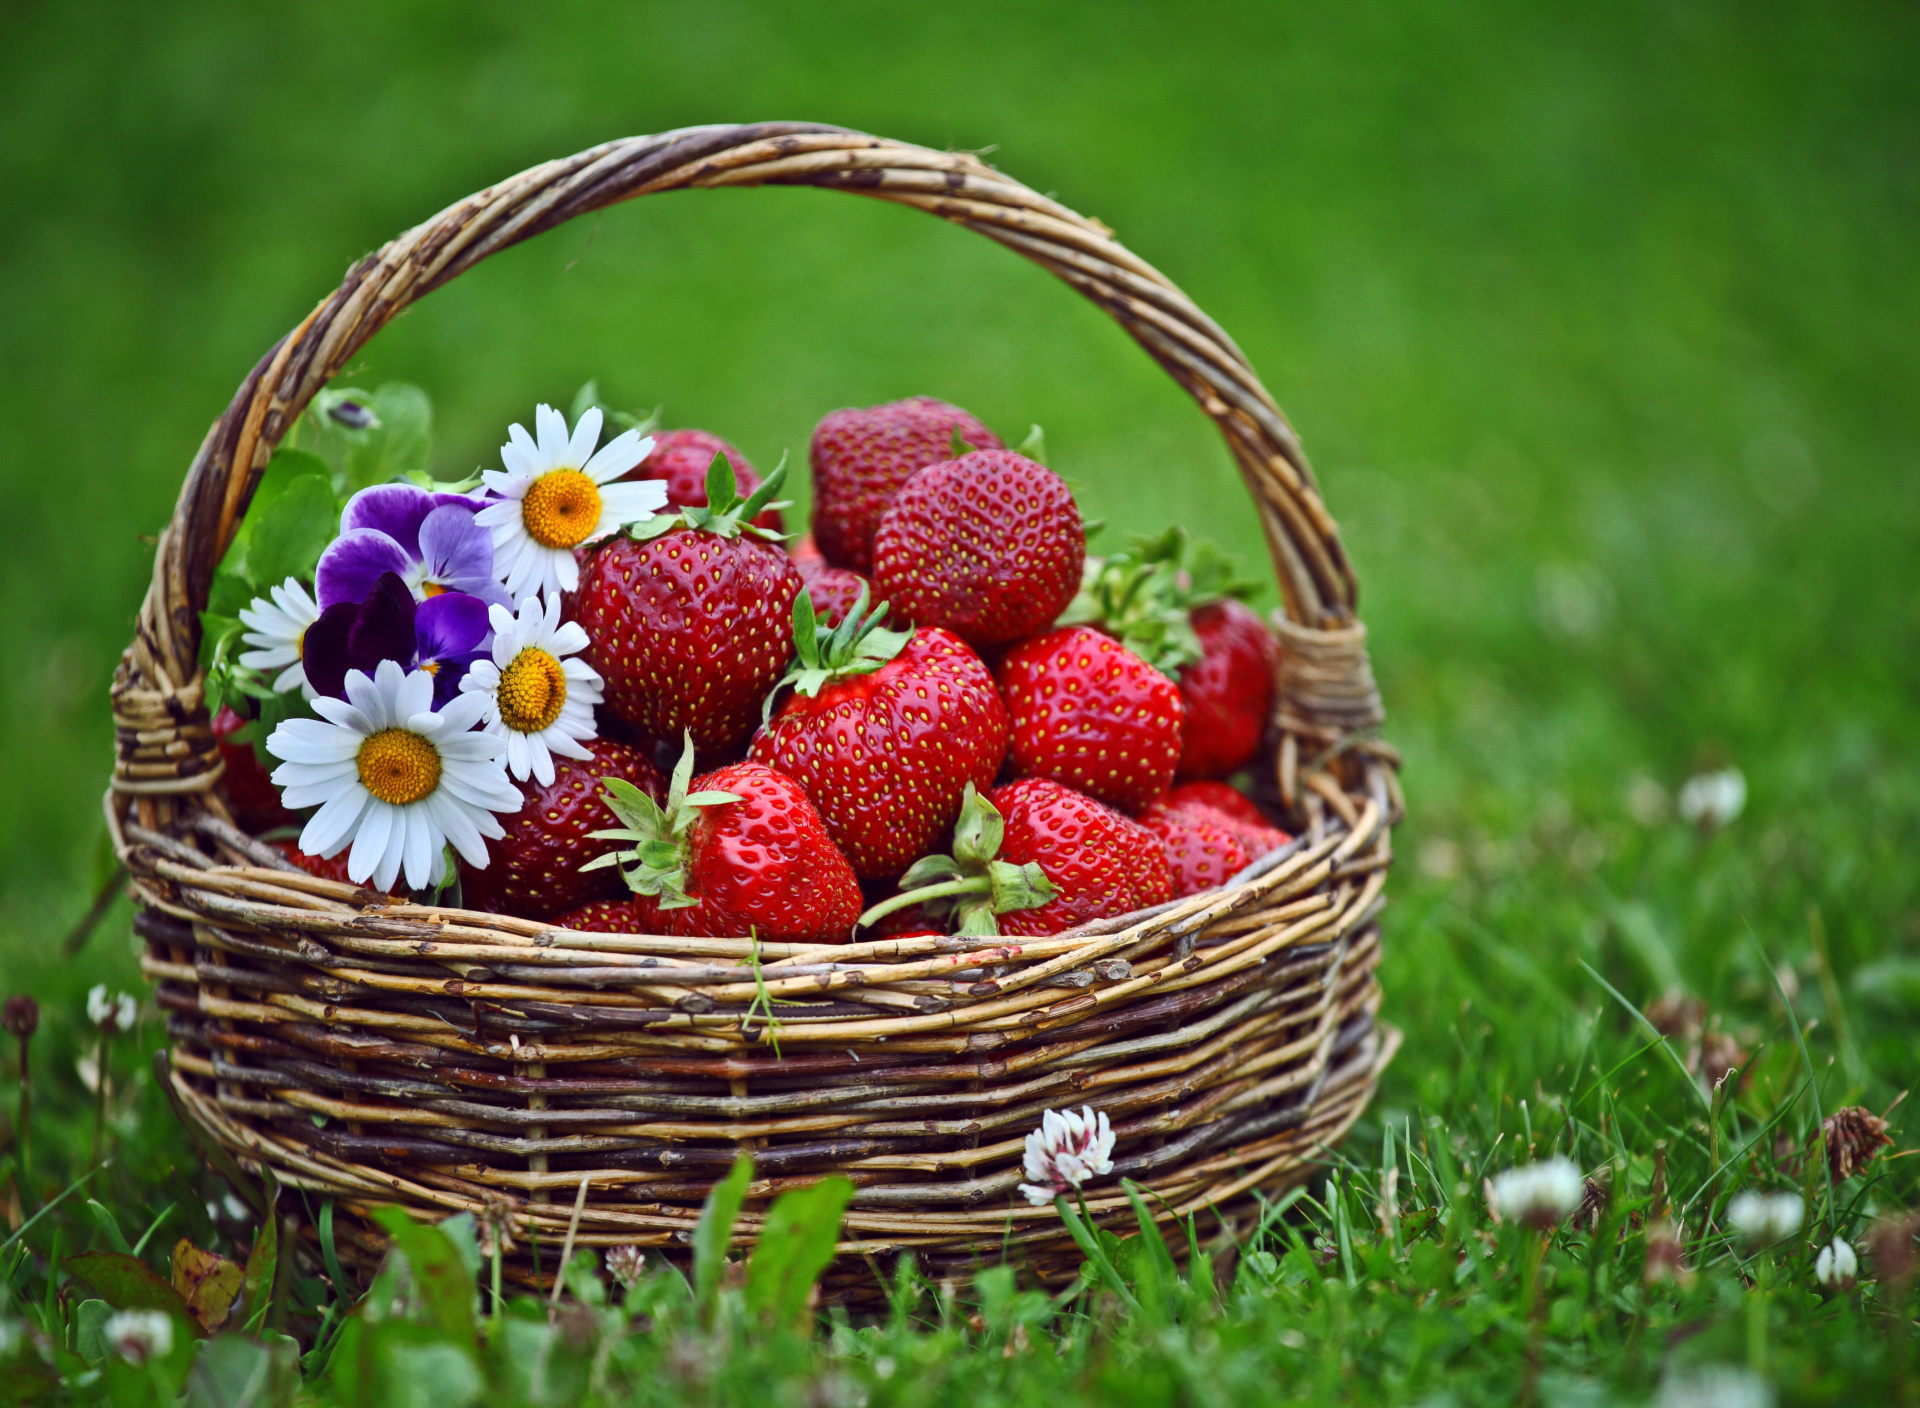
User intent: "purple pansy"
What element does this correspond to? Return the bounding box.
[302,573,493,707]
[315,484,509,610]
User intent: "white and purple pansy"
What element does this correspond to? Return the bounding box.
[302,572,493,708]
[316,484,510,611]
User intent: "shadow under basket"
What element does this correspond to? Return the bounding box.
[109,122,1403,1301]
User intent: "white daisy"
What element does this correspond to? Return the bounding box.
[460,593,602,786]
[264,657,521,893]
[475,404,665,600]
[237,577,321,698]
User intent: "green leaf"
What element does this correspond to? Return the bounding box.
[744,1177,854,1327]
[692,1156,754,1322]
[240,1201,278,1331]
[344,383,432,492]
[172,1237,244,1333]
[703,451,737,513]
[244,470,338,591]
[73,1299,113,1366]
[183,1331,301,1408]
[66,1250,204,1335]
[370,1206,478,1345]
[1017,423,1048,464]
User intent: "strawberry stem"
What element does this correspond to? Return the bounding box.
[854,785,1055,936]
[581,732,739,908]
[762,582,914,722]
[626,452,793,544]
[1056,526,1261,676]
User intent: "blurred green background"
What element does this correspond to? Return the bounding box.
[3,0,1917,1113]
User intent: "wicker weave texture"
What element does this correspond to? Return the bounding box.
[109,122,1399,1291]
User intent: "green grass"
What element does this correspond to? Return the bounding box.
[2,0,1918,1402]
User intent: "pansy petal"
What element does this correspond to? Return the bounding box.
[414,591,493,661]
[341,484,436,556]
[345,574,419,679]
[316,530,412,610]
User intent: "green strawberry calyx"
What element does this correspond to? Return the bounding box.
[761,582,915,723]
[580,732,740,910]
[1055,526,1261,676]
[625,451,792,544]
[855,785,1056,937]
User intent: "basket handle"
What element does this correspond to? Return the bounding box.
[114,122,1376,800]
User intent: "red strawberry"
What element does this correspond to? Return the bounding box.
[268,839,361,888]
[619,429,783,535]
[797,558,875,628]
[809,397,1001,572]
[583,740,861,942]
[1138,799,1252,898]
[1176,599,1276,780]
[1061,529,1275,780]
[213,705,297,833]
[996,625,1184,813]
[576,456,801,754]
[872,451,1084,650]
[749,590,1009,880]
[862,781,1170,937]
[456,737,665,919]
[1154,781,1292,857]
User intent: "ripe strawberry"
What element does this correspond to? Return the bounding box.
[996,626,1183,813]
[1148,782,1292,858]
[576,455,800,754]
[749,589,1009,880]
[1058,528,1276,781]
[809,397,1001,572]
[797,557,875,628]
[862,781,1169,937]
[1138,799,1252,897]
[268,839,367,888]
[1176,599,1276,780]
[872,451,1084,650]
[582,739,861,941]
[619,428,783,534]
[456,737,665,919]
[213,704,297,833]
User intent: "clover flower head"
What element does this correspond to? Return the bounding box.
[105,1309,173,1366]
[605,1245,646,1289]
[1726,1191,1803,1245]
[1676,767,1746,830]
[1815,1237,1859,1288]
[1018,1105,1115,1206]
[86,986,136,1034]
[1486,1156,1583,1229]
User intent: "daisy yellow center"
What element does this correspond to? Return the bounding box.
[520,468,602,548]
[498,647,567,733]
[356,728,441,806]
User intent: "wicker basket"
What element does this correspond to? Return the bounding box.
[110,122,1403,1297]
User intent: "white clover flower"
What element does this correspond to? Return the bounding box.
[1677,767,1746,830]
[1656,1365,1774,1408]
[1815,1237,1858,1288]
[265,658,522,893]
[237,577,322,699]
[476,404,665,600]
[605,1245,646,1289]
[105,1309,173,1365]
[1726,1191,1802,1245]
[86,986,137,1034]
[460,593,602,786]
[1486,1156,1584,1229]
[1018,1106,1116,1205]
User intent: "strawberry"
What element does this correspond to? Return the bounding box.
[1153,781,1292,857]
[456,737,665,920]
[1137,799,1252,898]
[1058,528,1275,781]
[861,780,1169,937]
[872,451,1084,650]
[808,397,1001,572]
[576,455,800,755]
[797,557,876,628]
[749,588,1009,880]
[996,625,1183,813]
[620,428,783,534]
[1175,599,1276,780]
[583,738,861,941]
[269,838,354,884]
[213,704,297,833]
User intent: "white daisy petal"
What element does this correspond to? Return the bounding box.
[567,406,604,466]
[535,404,571,463]
[401,807,436,892]
[349,802,396,886]
[553,622,592,658]
[426,788,489,868]
[508,420,542,468]
[309,696,373,735]
[583,429,651,482]
[597,481,671,531]
[301,784,372,857]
